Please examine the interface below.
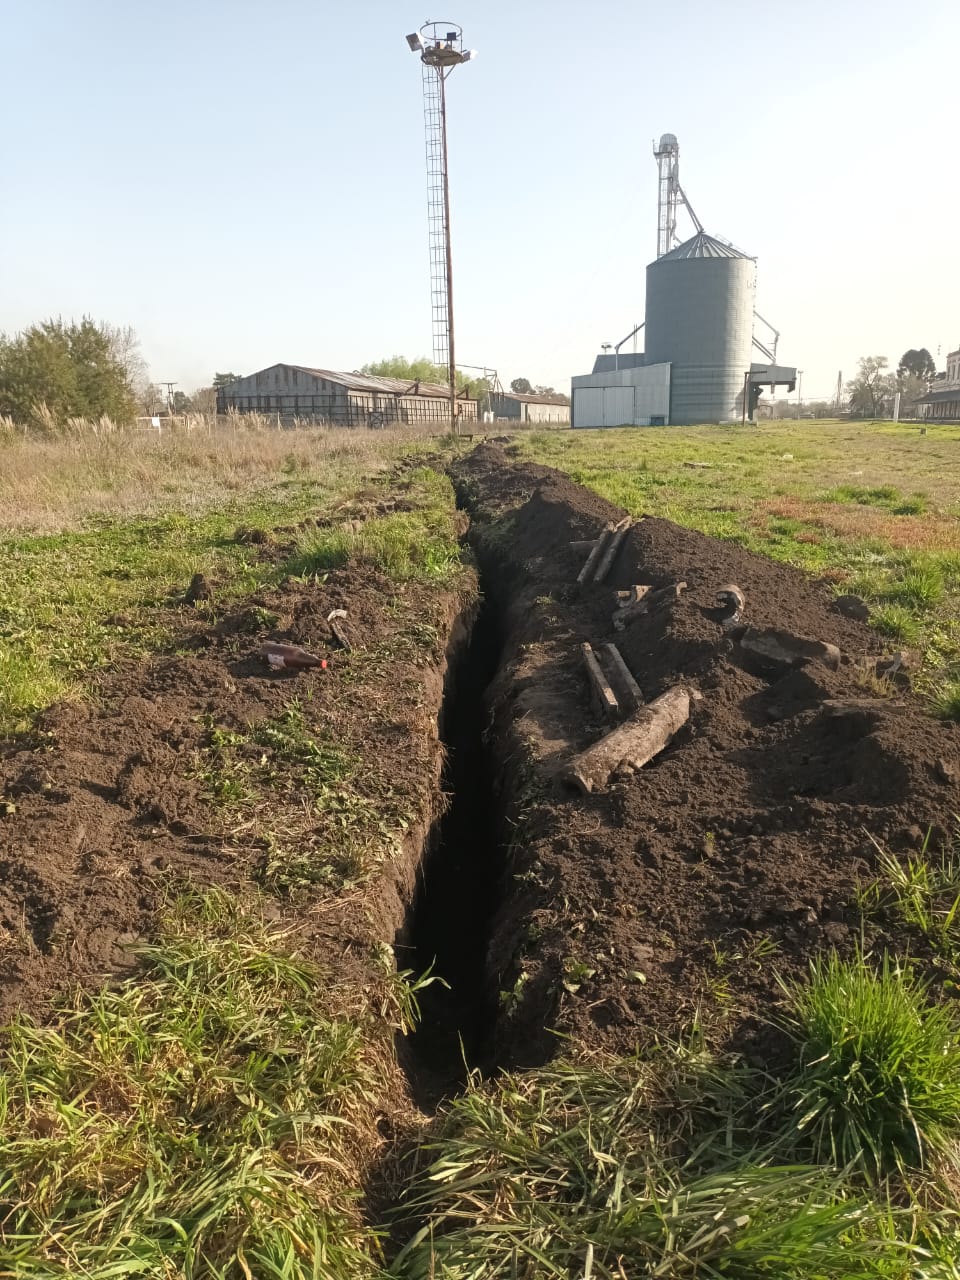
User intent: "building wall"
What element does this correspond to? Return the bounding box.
[218,364,476,424]
[644,256,756,424]
[571,364,671,428]
[947,348,960,383]
[920,396,960,421]
[490,395,569,423]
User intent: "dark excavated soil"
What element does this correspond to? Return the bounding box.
[454,443,960,1070]
[0,563,468,1026]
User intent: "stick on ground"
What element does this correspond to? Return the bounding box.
[581,642,619,722]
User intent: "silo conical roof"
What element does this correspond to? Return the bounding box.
[658,231,753,261]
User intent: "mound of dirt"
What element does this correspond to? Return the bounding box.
[454,444,960,1069]
[0,565,470,1025]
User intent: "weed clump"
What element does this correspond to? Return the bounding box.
[932,678,960,722]
[870,604,922,645]
[778,950,960,1177]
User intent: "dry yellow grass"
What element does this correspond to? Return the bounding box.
[0,415,447,533]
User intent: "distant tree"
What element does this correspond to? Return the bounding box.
[103,323,152,406]
[897,348,936,385]
[363,355,440,384]
[362,355,487,402]
[191,386,218,414]
[805,400,836,419]
[0,317,140,423]
[532,384,570,404]
[897,372,928,408]
[510,377,533,394]
[171,390,195,413]
[213,371,242,389]
[846,356,898,418]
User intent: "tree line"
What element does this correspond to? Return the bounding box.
[0,316,234,424]
[844,348,938,418]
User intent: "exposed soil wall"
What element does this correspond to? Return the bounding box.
[454,444,960,1070]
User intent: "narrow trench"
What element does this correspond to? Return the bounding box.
[396,589,505,1109]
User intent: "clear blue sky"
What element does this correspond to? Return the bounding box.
[3,0,958,402]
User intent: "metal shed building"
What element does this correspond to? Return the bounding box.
[217,364,477,427]
[490,391,570,423]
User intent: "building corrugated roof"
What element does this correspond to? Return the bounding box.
[290,366,464,399]
[657,231,753,262]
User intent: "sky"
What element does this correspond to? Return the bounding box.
[2,0,959,404]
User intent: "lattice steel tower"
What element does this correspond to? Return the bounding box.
[406,21,476,429]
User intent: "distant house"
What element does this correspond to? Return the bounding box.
[490,391,570,424]
[916,345,960,421]
[216,364,477,427]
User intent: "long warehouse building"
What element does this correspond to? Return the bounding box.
[217,364,477,426]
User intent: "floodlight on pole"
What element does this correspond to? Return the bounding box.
[406,20,476,434]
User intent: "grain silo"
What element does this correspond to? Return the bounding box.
[571,133,796,429]
[643,231,757,425]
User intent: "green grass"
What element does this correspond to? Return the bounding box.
[286,468,463,584]
[859,837,960,964]
[821,484,903,507]
[518,421,960,683]
[0,462,460,738]
[777,950,960,1178]
[0,888,404,1278]
[932,678,960,721]
[390,1054,923,1279]
[870,605,922,646]
[0,497,314,737]
[190,700,408,898]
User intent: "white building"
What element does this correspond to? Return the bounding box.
[917,345,960,422]
[489,391,569,424]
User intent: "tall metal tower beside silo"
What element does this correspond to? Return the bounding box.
[405,22,476,431]
[653,132,701,259]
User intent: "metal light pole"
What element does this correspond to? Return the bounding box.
[796,370,803,420]
[406,23,476,434]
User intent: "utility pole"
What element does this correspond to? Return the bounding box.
[160,381,177,414]
[796,370,803,420]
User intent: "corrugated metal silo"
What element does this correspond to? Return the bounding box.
[644,231,756,424]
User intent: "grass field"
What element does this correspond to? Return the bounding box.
[519,419,960,707]
[4,416,960,1275]
[0,420,451,735]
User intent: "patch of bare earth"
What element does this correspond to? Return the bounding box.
[0,556,476,1029]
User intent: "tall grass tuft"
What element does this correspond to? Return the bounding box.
[932,678,960,722]
[777,950,960,1178]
